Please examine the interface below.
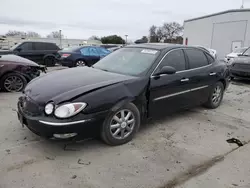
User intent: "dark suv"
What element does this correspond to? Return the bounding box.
[0,41,60,66]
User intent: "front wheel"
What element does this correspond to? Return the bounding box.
[101,103,140,146]
[204,82,224,109]
[0,73,27,92]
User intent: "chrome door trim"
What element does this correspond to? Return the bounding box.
[153,85,209,101]
[150,48,212,77]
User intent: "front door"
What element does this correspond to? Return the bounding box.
[149,49,191,117]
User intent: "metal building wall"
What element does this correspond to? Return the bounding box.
[183,10,250,59]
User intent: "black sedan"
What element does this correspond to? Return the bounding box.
[229,47,250,80]
[17,44,230,145]
[58,46,111,67]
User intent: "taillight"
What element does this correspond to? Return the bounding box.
[61,54,71,58]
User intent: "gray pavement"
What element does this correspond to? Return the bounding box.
[0,68,250,188]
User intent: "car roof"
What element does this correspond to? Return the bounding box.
[126,43,185,50]
[20,41,56,44]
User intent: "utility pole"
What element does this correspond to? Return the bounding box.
[241,0,244,8]
[59,30,62,48]
[125,35,128,45]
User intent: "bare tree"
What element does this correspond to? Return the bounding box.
[5,30,26,37]
[89,35,101,41]
[47,31,63,38]
[149,22,183,43]
[26,31,41,38]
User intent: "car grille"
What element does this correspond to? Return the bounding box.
[233,63,250,69]
[19,96,43,116]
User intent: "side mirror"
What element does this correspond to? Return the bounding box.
[156,66,176,75]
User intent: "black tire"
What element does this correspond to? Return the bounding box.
[0,73,27,92]
[101,103,140,146]
[44,57,55,67]
[204,82,224,109]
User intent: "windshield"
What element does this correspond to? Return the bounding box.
[10,43,21,50]
[234,47,247,53]
[93,47,160,76]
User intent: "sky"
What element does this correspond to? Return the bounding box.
[0,0,250,41]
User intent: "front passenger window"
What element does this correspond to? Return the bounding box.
[158,49,186,72]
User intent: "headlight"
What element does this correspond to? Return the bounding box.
[54,102,87,118]
[45,103,54,115]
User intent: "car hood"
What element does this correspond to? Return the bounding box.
[232,56,250,64]
[24,67,136,104]
[0,54,39,66]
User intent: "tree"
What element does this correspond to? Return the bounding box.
[149,22,183,43]
[89,35,101,41]
[101,35,125,44]
[26,31,41,38]
[5,30,26,37]
[134,36,148,44]
[47,31,63,38]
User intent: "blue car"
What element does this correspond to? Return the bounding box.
[58,46,111,67]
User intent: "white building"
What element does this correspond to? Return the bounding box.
[183,9,250,59]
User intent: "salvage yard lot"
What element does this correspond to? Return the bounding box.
[1,67,250,188]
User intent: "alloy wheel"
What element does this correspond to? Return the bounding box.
[212,85,222,105]
[76,61,86,67]
[110,109,135,140]
[4,76,24,92]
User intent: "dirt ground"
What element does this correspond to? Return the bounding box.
[0,68,250,188]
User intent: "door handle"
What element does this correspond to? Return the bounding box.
[180,78,189,82]
[209,72,216,76]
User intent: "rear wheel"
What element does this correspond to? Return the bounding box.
[204,82,224,109]
[101,103,140,146]
[75,60,86,67]
[0,73,27,92]
[44,57,55,67]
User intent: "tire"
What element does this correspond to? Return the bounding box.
[0,73,27,92]
[75,60,87,67]
[204,82,224,109]
[101,103,140,146]
[44,57,55,67]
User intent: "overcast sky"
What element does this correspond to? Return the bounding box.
[0,0,250,40]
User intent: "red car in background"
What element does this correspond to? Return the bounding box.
[0,54,46,92]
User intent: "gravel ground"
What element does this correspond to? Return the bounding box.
[0,67,250,188]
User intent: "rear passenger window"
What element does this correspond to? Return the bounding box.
[46,43,60,50]
[89,47,99,57]
[158,49,186,72]
[185,49,209,69]
[34,43,46,50]
[80,47,90,56]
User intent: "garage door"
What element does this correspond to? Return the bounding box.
[211,21,247,59]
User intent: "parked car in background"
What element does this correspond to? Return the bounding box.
[229,47,250,80]
[0,41,60,67]
[58,46,111,67]
[0,54,46,92]
[225,47,249,63]
[17,44,229,145]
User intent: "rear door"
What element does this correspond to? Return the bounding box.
[88,47,100,65]
[149,49,192,117]
[33,42,46,63]
[183,48,217,105]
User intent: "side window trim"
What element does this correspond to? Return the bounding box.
[151,48,187,76]
[151,48,212,77]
